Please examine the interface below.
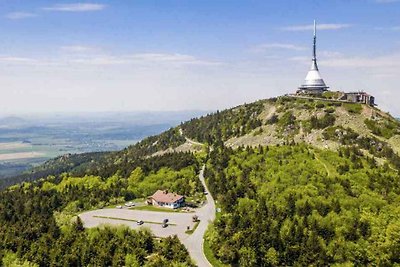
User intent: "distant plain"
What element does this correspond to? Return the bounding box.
[0,111,207,178]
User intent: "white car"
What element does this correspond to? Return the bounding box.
[125,202,135,207]
[116,205,122,209]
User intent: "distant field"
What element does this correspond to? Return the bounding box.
[0,151,44,161]
[0,142,29,150]
[0,111,208,178]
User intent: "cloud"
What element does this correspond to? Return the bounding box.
[281,23,351,31]
[71,53,222,66]
[5,12,37,20]
[0,52,222,67]
[251,43,306,52]
[128,53,222,66]
[321,53,400,68]
[0,56,36,63]
[42,3,106,12]
[61,45,99,53]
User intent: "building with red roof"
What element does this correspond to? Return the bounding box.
[149,190,185,209]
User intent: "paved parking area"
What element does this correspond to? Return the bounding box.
[79,208,197,239]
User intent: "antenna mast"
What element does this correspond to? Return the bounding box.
[313,20,316,61]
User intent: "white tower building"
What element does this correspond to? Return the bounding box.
[298,20,329,94]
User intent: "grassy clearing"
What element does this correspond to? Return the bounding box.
[343,103,362,114]
[185,220,200,234]
[93,215,176,226]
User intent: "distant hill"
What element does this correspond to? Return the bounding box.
[0,116,26,126]
[4,96,400,188]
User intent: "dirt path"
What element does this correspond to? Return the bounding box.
[313,153,331,177]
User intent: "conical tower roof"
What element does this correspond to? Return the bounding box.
[298,20,329,92]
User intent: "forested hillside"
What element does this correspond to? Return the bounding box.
[2,95,400,266]
[205,143,400,266]
[0,152,201,266]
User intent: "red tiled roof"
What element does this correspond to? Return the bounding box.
[151,190,184,204]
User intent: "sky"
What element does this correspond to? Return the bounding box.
[0,0,399,116]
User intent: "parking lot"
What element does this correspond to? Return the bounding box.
[79,207,197,239]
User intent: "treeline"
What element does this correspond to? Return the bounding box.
[0,152,201,266]
[180,101,265,143]
[323,126,400,170]
[0,152,107,190]
[204,143,400,266]
[0,185,193,266]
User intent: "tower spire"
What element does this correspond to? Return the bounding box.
[313,20,316,61]
[298,19,329,93]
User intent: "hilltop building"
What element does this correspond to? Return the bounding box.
[297,20,329,94]
[149,190,185,209]
[294,21,376,106]
[340,91,375,106]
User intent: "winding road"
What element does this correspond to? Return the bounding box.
[181,165,216,267]
[80,164,216,267]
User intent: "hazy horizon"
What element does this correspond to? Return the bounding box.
[1,1,399,116]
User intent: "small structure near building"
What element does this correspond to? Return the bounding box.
[149,190,185,209]
[340,91,375,106]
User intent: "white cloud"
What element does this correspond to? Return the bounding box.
[71,53,222,66]
[0,52,222,67]
[5,12,37,20]
[61,45,100,53]
[42,3,106,12]
[129,53,222,66]
[0,56,36,63]
[321,53,400,68]
[251,43,306,52]
[281,23,351,31]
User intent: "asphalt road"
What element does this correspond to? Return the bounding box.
[180,165,216,267]
[79,165,216,267]
[80,208,196,238]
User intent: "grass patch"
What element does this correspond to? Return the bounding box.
[93,215,176,226]
[185,220,200,234]
[343,103,362,114]
[204,233,230,267]
[129,205,188,213]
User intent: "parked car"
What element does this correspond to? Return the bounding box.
[125,202,135,207]
[116,205,122,209]
[163,218,169,224]
[137,220,144,225]
[162,223,168,228]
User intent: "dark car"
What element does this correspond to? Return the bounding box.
[162,223,168,228]
[163,218,169,224]
[137,220,144,225]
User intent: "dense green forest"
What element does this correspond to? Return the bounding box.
[0,152,201,266]
[180,101,265,143]
[205,143,400,266]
